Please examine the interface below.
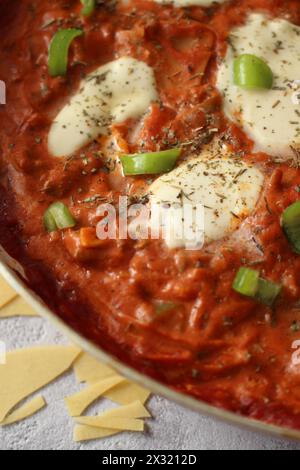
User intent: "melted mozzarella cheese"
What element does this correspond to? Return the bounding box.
[217,13,300,159]
[154,0,225,6]
[149,149,263,249]
[48,57,158,157]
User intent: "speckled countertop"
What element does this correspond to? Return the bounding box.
[1,314,300,450]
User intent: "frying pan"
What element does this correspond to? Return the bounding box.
[1,0,300,444]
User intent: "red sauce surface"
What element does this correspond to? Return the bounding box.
[1,0,300,429]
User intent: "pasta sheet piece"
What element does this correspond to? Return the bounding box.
[74,353,116,383]
[73,355,151,405]
[75,416,144,431]
[0,395,46,426]
[74,424,119,442]
[0,296,38,318]
[65,376,124,417]
[74,401,150,431]
[0,345,80,422]
[0,277,17,308]
[78,400,151,420]
[104,381,151,406]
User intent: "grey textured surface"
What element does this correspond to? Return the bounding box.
[0,315,300,450]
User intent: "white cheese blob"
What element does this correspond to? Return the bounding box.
[149,148,264,249]
[154,0,225,6]
[48,57,158,157]
[217,13,300,159]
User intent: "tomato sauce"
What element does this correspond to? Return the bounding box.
[1,0,300,429]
